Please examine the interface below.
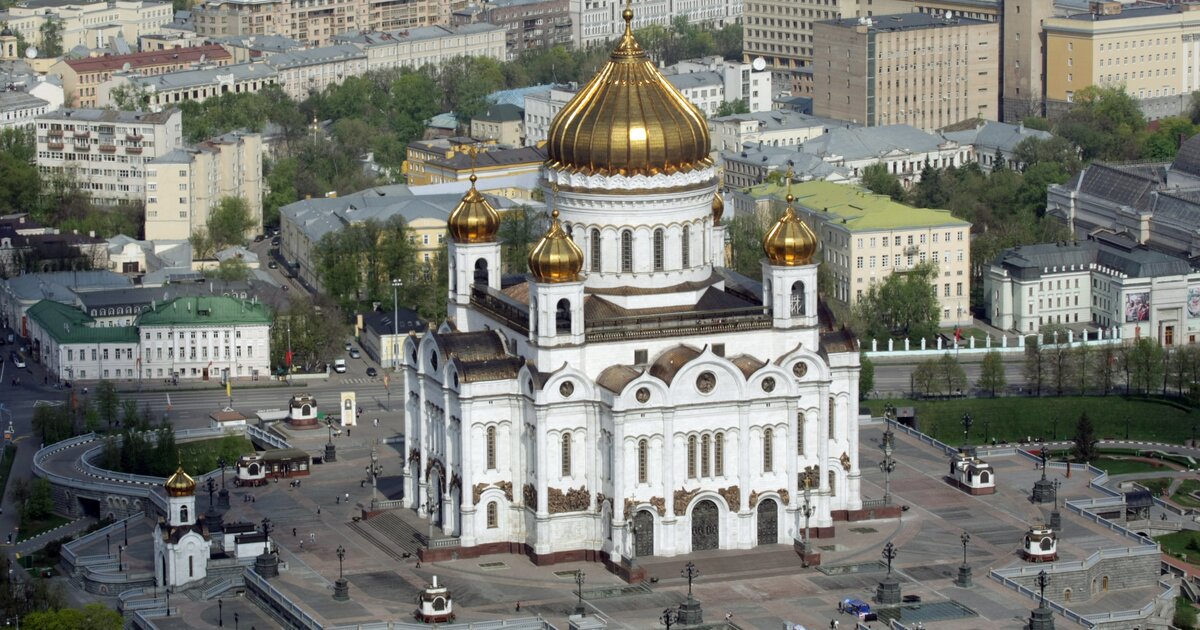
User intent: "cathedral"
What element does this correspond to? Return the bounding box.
[400,6,862,570]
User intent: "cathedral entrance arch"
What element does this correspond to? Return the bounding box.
[691,499,719,551]
[757,498,778,545]
[634,509,654,558]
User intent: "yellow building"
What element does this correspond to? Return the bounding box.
[145,132,263,242]
[1043,2,1200,119]
[404,140,544,185]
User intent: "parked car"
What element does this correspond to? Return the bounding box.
[349,348,361,359]
[344,342,353,351]
[254,234,265,242]
[268,261,278,269]
[10,353,25,368]
[366,367,377,377]
[333,359,347,373]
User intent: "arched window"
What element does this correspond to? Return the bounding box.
[828,470,837,497]
[188,556,194,577]
[561,433,572,477]
[714,432,724,476]
[590,229,601,272]
[701,434,711,477]
[556,298,571,334]
[681,227,690,267]
[828,397,836,436]
[796,411,805,452]
[180,505,189,523]
[487,501,498,528]
[763,428,774,473]
[474,258,489,284]
[486,426,496,470]
[621,230,633,272]
[687,435,697,479]
[652,228,664,271]
[791,281,806,315]
[638,439,648,484]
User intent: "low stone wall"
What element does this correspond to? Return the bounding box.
[1006,550,1162,603]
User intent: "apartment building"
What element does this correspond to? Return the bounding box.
[404,141,544,184]
[145,131,263,242]
[0,91,50,131]
[523,84,576,147]
[1002,0,1053,122]
[1043,1,1200,120]
[708,110,839,152]
[51,45,233,108]
[668,55,773,113]
[984,231,1200,344]
[452,0,570,59]
[35,108,184,206]
[192,0,468,47]
[742,0,862,88]
[573,0,738,49]
[333,24,505,71]
[745,179,972,326]
[0,0,172,53]
[470,103,524,147]
[263,44,366,101]
[99,63,278,109]
[813,13,1000,132]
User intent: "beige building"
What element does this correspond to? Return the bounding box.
[333,24,506,72]
[263,44,367,101]
[0,0,172,53]
[99,63,279,109]
[144,132,263,242]
[813,13,999,132]
[470,103,524,147]
[743,0,864,91]
[51,45,233,108]
[1043,2,1200,120]
[35,108,184,207]
[192,0,469,47]
[745,180,972,327]
[1002,0,1053,122]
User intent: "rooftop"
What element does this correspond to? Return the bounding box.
[25,300,139,345]
[665,70,724,90]
[137,295,271,327]
[940,120,1054,153]
[473,102,523,123]
[748,180,970,231]
[994,231,1196,279]
[126,62,276,90]
[360,307,426,337]
[799,124,951,161]
[263,44,365,69]
[821,12,990,31]
[62,45,231,74]
[710,109,842,132]
[0,91,48,112]
[427,145,546,170]
[38,108,180,125]
[332,23,503,47]
[1059,2,1200,22]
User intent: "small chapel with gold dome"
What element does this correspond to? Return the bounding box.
[401,4,862,573]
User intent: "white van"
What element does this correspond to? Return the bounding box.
[333,359,347,373]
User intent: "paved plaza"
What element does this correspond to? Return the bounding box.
[77,413,1181,630]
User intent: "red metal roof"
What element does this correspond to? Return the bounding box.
[65,44,231,74]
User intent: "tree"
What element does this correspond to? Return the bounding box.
[1047,343,1073,395]
[1073,343,1092,394]
[1141,116,1198,160]
[725,207,780,280]
[24,478,53,521]
[1094,343,1119,394]
[1053,85,1146,162]
[976,350,1006,397]
[1125,338,1165,395]
[108,84,150,111]
[497,206,543,275]
[715,100,750,116]
[1023,336,1046,396]
[95,380,119,430]
[912,358,938,397]
[205,256,250,282]
[189,228,216,260]
[24,603,123,630]
[37,18,62,57]
[0,128,41,215]
[1072,412,1099,463]
[851,262,940,341]
[207,196,256,249]
[31,404,71,444]
[270,294,348,373]
[859,352,874,399]
[937,353,968,396]
[262,157,298,229]
[860,163,906,202]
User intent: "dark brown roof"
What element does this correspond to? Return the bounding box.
[729,354,766,378]
[458,357,525,383]
[432,329,508,362]
[160,521,211,544]
[648,345,701,385]
[596,364,641,393]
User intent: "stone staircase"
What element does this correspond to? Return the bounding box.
[348,512,425,561]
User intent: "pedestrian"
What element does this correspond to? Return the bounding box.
[360,480,366,488]
[347,428,351,436]
[293,527,297,537]
[336,496,340,505]
[316,506,320,515]
[252,496,256,503]
[345,492,350,501]
[416,561,421,569]
[516,601,521,612]
[374,418,379,427]
[310,532,315,543]
[299,540,304,550]
[725,612,732,621]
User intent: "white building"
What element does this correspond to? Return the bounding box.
[333,24,506,72]
[402,9,863,569]
[34,109,184,207]
[0,91,49,131]
[523,85,577,147]
[154,466,212,590]
[666,55,773,114]
[263,44,367,101]
[983,231,1200,344]
[0,0,172,53]
[708,110,848,153]
[99,63,279,109]
[571,0,739,49]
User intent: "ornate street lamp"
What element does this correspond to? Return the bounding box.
[660,607,679,630]
[574,570,586,616]
[961,412,973,446]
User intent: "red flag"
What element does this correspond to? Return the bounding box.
[285,351,293,367]
[954,327,962,341]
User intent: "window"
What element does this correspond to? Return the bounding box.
[487,502,498,528]
[681,228,690,267]
[180,505,189,523]
[561,433,572,477]
[687,435,697,478]
[714,433,724,476]
[701,434,711,477]
[638,439,648,483]
[486,426,496,470]
[828,470,837,497]
[828,396,836,435]
[590,229,601,272]
[621,230,632,272]
[652,228,664,271]
[797,411,805,452]
[189,556,194,577]
[763,428,774,473]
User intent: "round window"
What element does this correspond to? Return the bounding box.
[559,381,574,397]
[792,362,808,378]
[635,387,650,403]
[696,371,716,393]
[761,377,776,393]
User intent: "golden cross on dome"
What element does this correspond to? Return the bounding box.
[785,163,795,204]
[467,145,480,183]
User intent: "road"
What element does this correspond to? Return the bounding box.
[872,353,1027,398]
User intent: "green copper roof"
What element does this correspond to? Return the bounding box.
[27,300,139,345]
[137,296,272,327]
[747,180,971,232]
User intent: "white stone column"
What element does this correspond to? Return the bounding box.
[845,380,862,511]
[661,408,677,557]
[785,396,799,538]
[459,407,477,547]
[612,415,627,561]
[402,368,416,509]
[817,384,832,529]
[534,405,550,556]
[737,402,751,549]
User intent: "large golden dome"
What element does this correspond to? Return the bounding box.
[764,195,818,266]
[164,464,196,497]
[528,210,584,283]
[544,7,711,177]
[448,174,500,243]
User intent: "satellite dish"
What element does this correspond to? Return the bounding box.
[946,10,954,19]
[121,62,131,71]
[25,46,36,59]
[752,56,767,72]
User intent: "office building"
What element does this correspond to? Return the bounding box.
[262,44,367,101]
[333,24,505,72]
[452,0,571,59]
[573,0,739,48]
[192,0,472,47]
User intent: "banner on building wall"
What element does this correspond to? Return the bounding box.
[1125,292,1150,323]
[1188,288,1200,319]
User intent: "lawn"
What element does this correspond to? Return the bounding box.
[1137,477,1173,496]
[17,514,69,543]
[1172,479,1200,509]
[1157,530,1200,562]
[870,396,1200,446]
[178,435,253,477]
[1089,457,1175,476]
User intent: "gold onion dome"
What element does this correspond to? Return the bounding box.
[544,6,711,177]
[764,194,818,266]
[164,464,196,497]
[448,174,500,243]
[711,190,725,225]
[528,210,584,283]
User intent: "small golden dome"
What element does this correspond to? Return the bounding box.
[764,194,818,266]
[164,464,196,497]
[448,174,500,244]
[544,6,711,177]
[528,210,584,283]
[712,190,725,225]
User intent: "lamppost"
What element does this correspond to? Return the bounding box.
[660,608,679,630]
[106,533,110,555]
[678,561,704,624]
[366,444,382,510]
[123,519,128,546]
[960,532,970,566]
[1028,571,1055,630]
[681,562,699,599]
[234,612,239,630]
[218,457,230,509]
[391,279,404,376]
[574,570,586,616]
[876,541,901,604]
[118,544,124,571]
[218,599,223,627]
[1035,570,1050,609]
[254,517,278,578]
[1125,416,1130,440]
[879,424,896,504]
[882,542,896,578]
[955,532,972,588]
[984,418,991,444]
[961,412,973,446]
[1052,416,1058,441]
[333,545,349,601]
[325,420,337,463]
